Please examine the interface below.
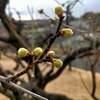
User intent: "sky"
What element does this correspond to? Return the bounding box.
[6,0,100,20]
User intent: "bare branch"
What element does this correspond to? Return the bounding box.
[0,86,14,99]
[42,11,89,33]
[27,5,34,20]
[0,64,7,76]
[78,72,91,95]
[0,0,8,15]
[0,12,29,49]
[92,49,100,67]
[54,0,61,5]
[44,47,93,83]
[12,8,21,21]
[45,64,54,76]
[0,37,9,43]
[0,75,48,100]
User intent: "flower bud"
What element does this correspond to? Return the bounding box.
[54,59,63,68]
[18,48,29,57]
[47,50,55,57]
[55,5,64,17]
[61,28,73,37]
[38,9,44,14]
[33,47,43,56]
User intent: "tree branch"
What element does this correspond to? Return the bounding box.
[0,0,8,15]
[0,37,9,43]
[0,12,29,49]
[0,86,14,99]
[45,64,54,76]
[45,47,92,83]
[32,87,72,100]
[0,75,48,100]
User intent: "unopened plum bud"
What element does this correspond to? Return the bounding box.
[47,50,55,57]
[33,47,43,56]
[61,28,73,37]
[54,59,63,68]
[55,5,64,17]
[38,9,44,14]
[18,48,29,57]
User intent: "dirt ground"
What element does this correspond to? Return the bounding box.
[0,54,100,100]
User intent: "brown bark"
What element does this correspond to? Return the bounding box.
[0,0,8,16]
[0,12,28,49]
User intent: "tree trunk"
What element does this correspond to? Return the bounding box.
[0,0,8,16]
[0,12,28,49]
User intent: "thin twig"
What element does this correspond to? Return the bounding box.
[78,72,91,95]
[42,11,89,33]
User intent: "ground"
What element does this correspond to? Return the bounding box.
[0,54,100,100]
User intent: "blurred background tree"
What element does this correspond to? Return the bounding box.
[0,0,100,100]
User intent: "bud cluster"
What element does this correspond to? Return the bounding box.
[45,50,63,68]
[18,5,74,69]
[18,47,63,68]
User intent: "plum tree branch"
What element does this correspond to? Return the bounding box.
[0,37,9,43]
[44,47,93,83]
[0,75,48,100]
